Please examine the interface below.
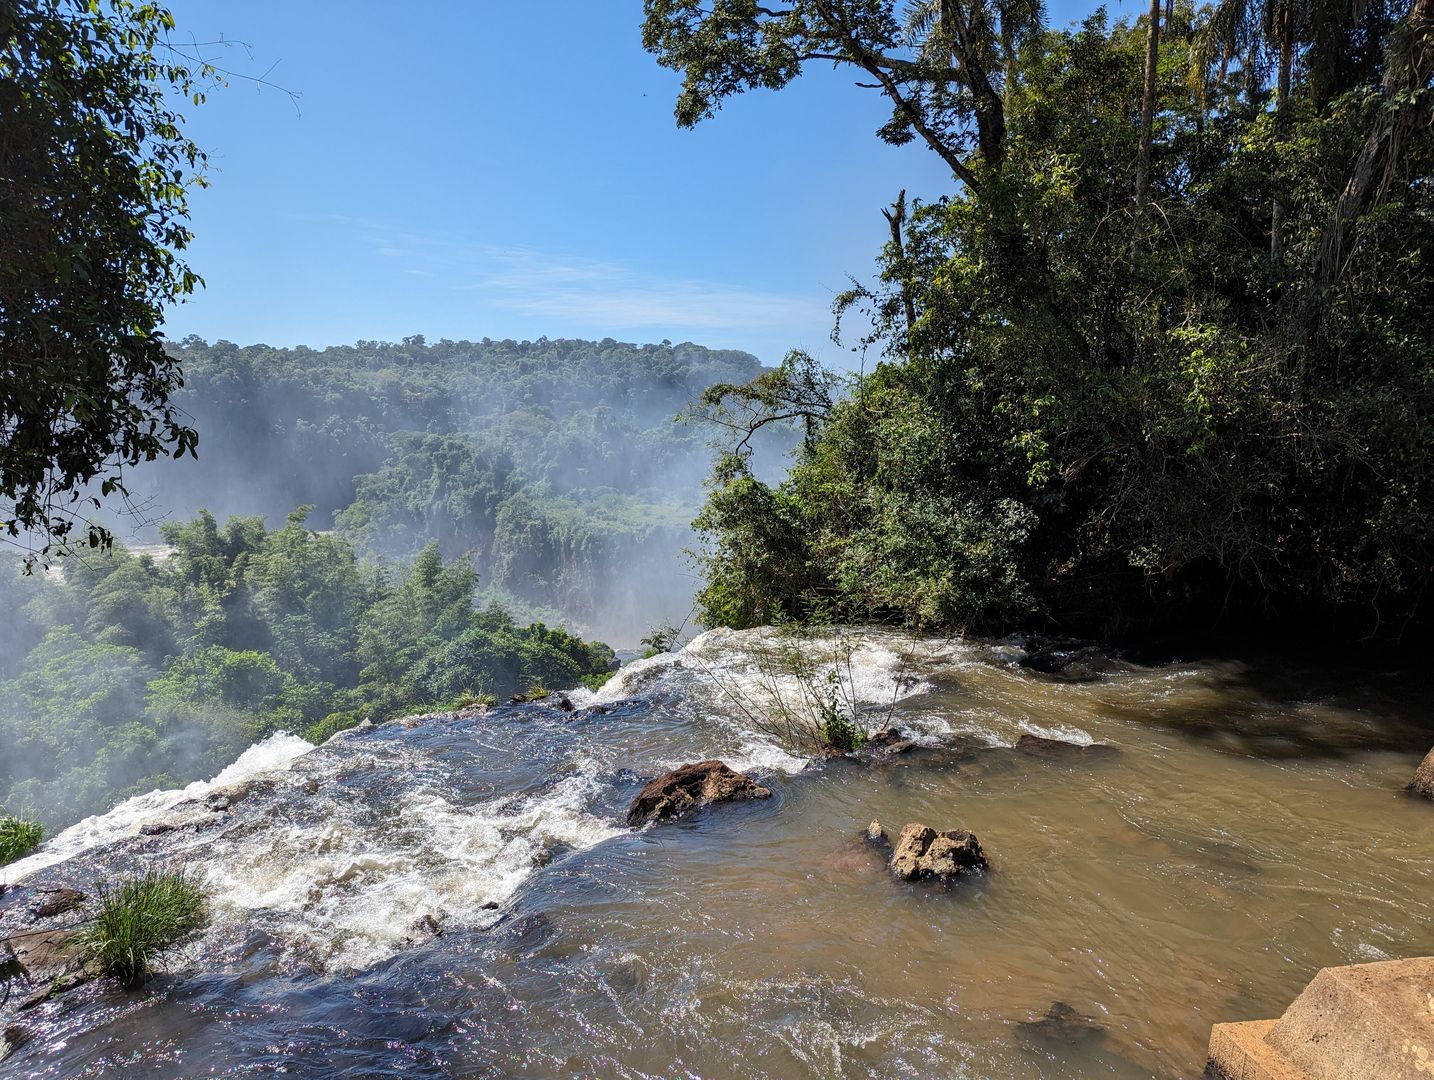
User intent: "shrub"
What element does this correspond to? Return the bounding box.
[819,711,868,753]
[0,815,43,866]
[302,710,364,744]
[79,869,207,985]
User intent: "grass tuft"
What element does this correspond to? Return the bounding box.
[0,814,43,866]
[79,869,207,985]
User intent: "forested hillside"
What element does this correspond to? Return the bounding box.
[651,0,1434,641]
[1,512,614,829]
[119,336,774,639]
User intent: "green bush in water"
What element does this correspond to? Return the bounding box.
[0,815,43,865]
[819,712,868,753]
[79,869,207,985]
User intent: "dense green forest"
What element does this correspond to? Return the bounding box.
[649,0,1434,640]
[1,511,615,830]
[118,336,779,639]
[0,337,786,830]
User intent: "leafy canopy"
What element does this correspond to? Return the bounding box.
[0,0,206,567]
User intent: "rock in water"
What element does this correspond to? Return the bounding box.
[626,760,773,827]
[865,819,889,845]
[888,822,987,881]
[1014,734,1119,761]
[31,887,86,919]
[866,728,916,754]
[1018,1001,1105,1044]
[1408,747,1434,799]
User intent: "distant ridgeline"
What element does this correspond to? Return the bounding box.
[122,336,776,640]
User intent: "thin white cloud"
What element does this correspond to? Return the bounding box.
[453,245,825,329]
[343,217,827,332]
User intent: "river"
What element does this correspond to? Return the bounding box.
[2,627,1432,1077]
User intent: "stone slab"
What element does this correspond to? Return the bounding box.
[1265,956,1434,1079]
[1206,1020,1309,1080]
[1207,958,1434,1080]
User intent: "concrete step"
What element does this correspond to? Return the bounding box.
[1205,1020,1307,1080]
[1207,957,1434,1080]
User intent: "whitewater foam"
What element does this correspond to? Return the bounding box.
[2,732,316,885]
[198,757,624,971]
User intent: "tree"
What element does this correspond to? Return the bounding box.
[641,0,1044,188]
[1314,0,1433,286]
[672,5,1434,639]
[0,0,206,567]
[1135,0,1163,217]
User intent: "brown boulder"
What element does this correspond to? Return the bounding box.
[30,887,86,919]
[626,760,772,827]
[866,728,917,754]
[889,822,987,881]
[1408,747,1434,799]
[4,928,98,1008]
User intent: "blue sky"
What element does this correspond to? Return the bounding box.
[162,1,1112,367]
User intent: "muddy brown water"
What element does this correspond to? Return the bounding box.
[2,628,1432,1078]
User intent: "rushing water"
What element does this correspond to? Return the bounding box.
[3,627,1433,1078]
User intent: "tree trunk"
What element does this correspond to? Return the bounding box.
[881,191,918,340]
[1135,0,1163,216]
[942,0,1007,167]
[1271,0,1294,258]
[1315,0,1433,286]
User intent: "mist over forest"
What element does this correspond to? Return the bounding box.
[1,335,793,830]
[114,334,790,640]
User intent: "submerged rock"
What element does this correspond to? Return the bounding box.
[1019,1001,1105,1044]
[30,887,86,920]
[1018,639,1111,681]
[1,1023,30,1063]
[1408,747,1434,799]
[1014,734,1120,762]
[865,728,917,755]
[5,929,96,1008]
[888,822,988,881]
[626,760,773,827]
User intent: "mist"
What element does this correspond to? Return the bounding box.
[104,334,796,645]
[0,335,794,832]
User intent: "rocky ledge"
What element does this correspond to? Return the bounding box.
[626,760,773,827]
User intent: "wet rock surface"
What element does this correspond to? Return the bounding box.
[626,760,773,826]
[865,728,917,754]
[1,1022,30,1062]
[887,822,988,881]
[1408,746,1434,799]
[3,929,97,1009]
[1016,638,1113,681]
[29,888,85,920]
[1019,1001,1106,1044]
